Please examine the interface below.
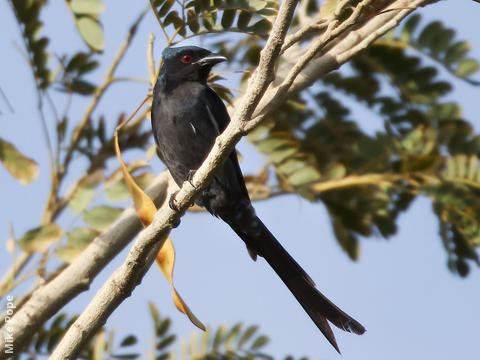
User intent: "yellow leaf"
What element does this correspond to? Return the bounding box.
[156,239,206,331]
[18,223,62,253]
[115,96,205,330]
[0,137,39,184]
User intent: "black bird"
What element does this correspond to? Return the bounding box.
[151,46,365,352]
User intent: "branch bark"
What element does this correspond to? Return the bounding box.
[0,172,171,358]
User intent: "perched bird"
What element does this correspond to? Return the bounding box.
[151,45,365,352]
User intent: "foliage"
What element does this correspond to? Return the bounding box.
[212,13,480,269]
[2,0,480,357]
[14,304,306,360]
[150,0,277,39]
[13,312,139,359]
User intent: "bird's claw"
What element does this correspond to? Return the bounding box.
[168,191,180,212]
[171,217,181,228]
[186,169,196,188]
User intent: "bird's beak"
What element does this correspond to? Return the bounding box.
[196,53,227,67]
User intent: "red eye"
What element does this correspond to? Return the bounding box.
[181,55,192,63]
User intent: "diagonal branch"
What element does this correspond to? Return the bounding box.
[0,173,171,358]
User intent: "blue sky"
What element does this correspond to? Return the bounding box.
[1,1,480,359]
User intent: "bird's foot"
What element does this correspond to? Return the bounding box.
[171,216,181,228]
[186,169,197,188]
[168,191,180,212]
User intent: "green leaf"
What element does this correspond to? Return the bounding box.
[76,16,105,51]
[250,335,268,350]
[238,325,257,348]
[187,9,200,33]
[467,155,478,180]
[111,354,139,360]
[418,21,442,49]
[106,173,154,202]
[120,335,137,347]
[269,147,298,164]
[332,218,360,260]
[429,102,461,120]
[276,158,304,175]
[152,0,166,7]
[221,9,236,29]
[149,302,161,327]
[430,29,455,57]
[212,324,226,350]
[158,0,174,17]
[84,206,123,230]
[237,10,253,30]
[69,79,97,95]
[247,0,267,11]
[456,58,480,77]
[156,334,175,350]
[156,318,171,337]
[69,172,103,213]
[18,224,62,253]
[0,138,39,184]
[288,166,322,186]
[224,323,242,349]
[445,41,471,65]
[56,227,99,263]
[257,137,295,153]
[250,18,271,36]
[326,163,346,180]
[456,154,468,179]
[203,12,215,31]
[71,0,105,15]
[401,14,421,43]
[67,227,98,247]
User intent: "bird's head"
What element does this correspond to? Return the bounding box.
[160,46,227,84]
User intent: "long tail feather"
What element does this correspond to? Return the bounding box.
[222,207,365,352]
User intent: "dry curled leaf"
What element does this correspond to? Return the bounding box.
[114,106,205,330]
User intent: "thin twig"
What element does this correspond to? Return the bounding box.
[148,32,156,87]
[0,252,31,296]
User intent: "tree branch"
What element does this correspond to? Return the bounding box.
[0,252,31,296]
[0,173,171,358]
[240,0,426,133]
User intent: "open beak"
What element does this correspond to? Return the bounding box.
[196,53,227,67]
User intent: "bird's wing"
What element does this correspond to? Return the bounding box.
[204,87,250,200]
[205,87,230,132]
